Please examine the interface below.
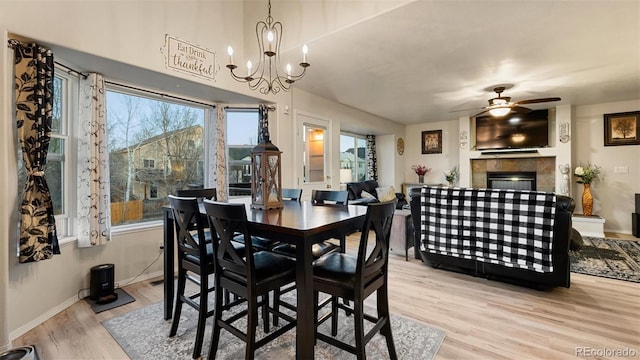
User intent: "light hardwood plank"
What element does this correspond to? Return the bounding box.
[12,232,640,359]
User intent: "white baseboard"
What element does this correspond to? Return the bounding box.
[9,295,78,341]
[9,269,165,342]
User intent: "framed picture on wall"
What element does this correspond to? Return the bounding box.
[421,130,442,154]
[604,111,640,146]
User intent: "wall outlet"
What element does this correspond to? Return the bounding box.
[158,240,164,251]
[614,166,629,174]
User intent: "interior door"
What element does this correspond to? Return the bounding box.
[295,111,332,200]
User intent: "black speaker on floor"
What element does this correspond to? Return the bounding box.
[633,213,640,238]
[635,194,640,213]
[90,263,117,304]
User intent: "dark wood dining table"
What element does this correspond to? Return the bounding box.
[163,197,367,359]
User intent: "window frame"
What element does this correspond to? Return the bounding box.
[225,107,259,196]
[105,83,214,228]
[339,132,368,183]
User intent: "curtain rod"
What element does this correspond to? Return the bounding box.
[8,38,89,79]
[105,80,216,109]
[55,61,88,79]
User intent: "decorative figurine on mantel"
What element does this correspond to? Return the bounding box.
[250,104,283,209]
[559,164,570,196]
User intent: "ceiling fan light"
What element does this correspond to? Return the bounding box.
[489,107,511,117]
[490,98,509,106]
[511,133,526,142]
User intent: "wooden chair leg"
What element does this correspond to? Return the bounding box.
[208,283,224,360]
[378,287,397,359]
[262,294,270,333]
[331,296,339,336]
[273,288,281,327]
[169,268,187,336]
[246,296,258,360]
[354,299,366,360]
[192,276,209,359]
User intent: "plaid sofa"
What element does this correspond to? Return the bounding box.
[409,186,573,288]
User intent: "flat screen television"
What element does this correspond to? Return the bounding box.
[475,109,549,150]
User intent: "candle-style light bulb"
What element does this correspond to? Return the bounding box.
[247,60,252,76]
[227,46,234,64]
[302,44,308,63]
[286,64,292,79]
[267,31,274,51]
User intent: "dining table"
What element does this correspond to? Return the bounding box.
[163,197,367,359]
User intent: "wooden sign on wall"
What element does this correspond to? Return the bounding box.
[161,35,218,81]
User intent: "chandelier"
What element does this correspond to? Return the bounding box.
[226,0,310,95]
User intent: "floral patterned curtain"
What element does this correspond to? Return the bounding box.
[366,134,378,181]
[13,41,60,262]
[77,73,111,247]
[214,105,227,201]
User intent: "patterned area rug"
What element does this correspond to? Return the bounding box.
[570,237,640,283]
[103,296,445,360]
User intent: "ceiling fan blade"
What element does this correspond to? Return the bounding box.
[515,97,561,105]
[510,105,533,114]
[472,109,490,118]
[449,107,484,113]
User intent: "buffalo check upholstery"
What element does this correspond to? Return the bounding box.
[419,186,556,273]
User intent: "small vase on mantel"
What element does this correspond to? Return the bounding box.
[582,183,593,216]
[448,180,454,188]
[418,175,424,184]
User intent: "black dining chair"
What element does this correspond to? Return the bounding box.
[176,187,218,200]
[167,195,242,359]
[311,189,349,205]
[281,188,303,202]
[272,189,341,259]
[313,200,398,360]
[203,200,297,360]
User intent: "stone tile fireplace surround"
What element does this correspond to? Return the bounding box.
[471,157,556,193]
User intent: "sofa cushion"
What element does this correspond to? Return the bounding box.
[363,180,379,195]
[361,190,376,199]
[376,186,396,202]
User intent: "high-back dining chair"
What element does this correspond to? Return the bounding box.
[176,188,218,201]
[312,200,398,359]
[281,188,303,202]
[167,195,234,359]
[272,189,341,259]
[203,200,297,360]
[311,189,349,205]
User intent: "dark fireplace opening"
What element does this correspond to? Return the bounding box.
[487,172,537,191]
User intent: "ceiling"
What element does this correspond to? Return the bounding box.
[288,0,640,124]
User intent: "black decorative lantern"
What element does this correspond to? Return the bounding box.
[250,104,282,209]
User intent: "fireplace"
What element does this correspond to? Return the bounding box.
[487,172,537,191]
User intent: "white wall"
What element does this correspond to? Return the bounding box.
[291,88,405,193]
[573,100,640,233]
[404,120,460,186]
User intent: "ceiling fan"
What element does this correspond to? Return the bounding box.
[472,86,561,118]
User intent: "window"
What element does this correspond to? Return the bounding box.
[304,125,326,183]
[340,133,367,183]
[17,70,74,237]
[226,108,258,196]
[143,159,155,168]
[106,89,208,225]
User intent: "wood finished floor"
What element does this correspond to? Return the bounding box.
[12,232,640,359]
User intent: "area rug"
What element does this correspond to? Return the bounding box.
[102,296,445,360]
[570,237,640,283]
